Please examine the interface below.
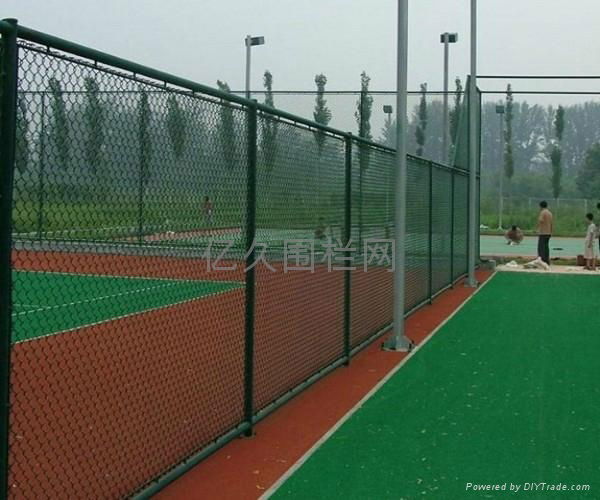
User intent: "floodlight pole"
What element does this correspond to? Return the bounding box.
[245,35,252,99]
[443,35,450,162]
[440,32,457,163]
[245,35,265,99]
[496,104,505,230]
[384,0,412,352]
[467,0,478,287]
[384,105,393,223]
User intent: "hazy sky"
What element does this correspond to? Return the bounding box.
[5,0,600,94]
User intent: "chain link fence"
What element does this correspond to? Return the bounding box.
[0,21,477,498]
[481,195,597,235]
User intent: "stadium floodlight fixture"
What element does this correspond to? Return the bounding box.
[383,105,393,115]
[440,32,459,163]
[245,35,265,99]
[246,36,265,47]
[440,32,458,44]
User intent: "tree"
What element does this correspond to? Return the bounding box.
[261,70,278,175]
[167,94,186,159]
[415,83,428,156]
[504,84,515,190]
[264,70,275,109]
[48,77,69,168]
[217,80,236,169]
[138,91,152,187]
[355,71,373,176]
[380,116,396,149]
[550,105,565,198]
[15,96,30,173]
[83,77,104,174]
[449,78,463,158]
[576,143,600,198]
[355,71,373,141]
[313,74,332,155]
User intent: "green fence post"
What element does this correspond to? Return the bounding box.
[137,170,144,244]
[466,173,471,273]
[244,102,258,435]
[0,18,19,500]
[450,169,455,286]
[358,93,364,251]
[343,136,352,365]
[37,92,46,241]
[428,161,433,303]
[137,90,150,244]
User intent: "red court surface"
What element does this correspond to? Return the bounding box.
[157,270,492,500]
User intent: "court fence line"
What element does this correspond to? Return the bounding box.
[0,19,479,499]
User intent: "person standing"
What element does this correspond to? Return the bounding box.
[584,213,597,271]
[597,202,600,256]
[537,201,553,265]
[202,195,213,225]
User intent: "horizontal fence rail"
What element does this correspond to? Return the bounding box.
[0,19,479,499]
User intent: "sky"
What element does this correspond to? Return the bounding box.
[5,0,600,91]
[4,0,600,132]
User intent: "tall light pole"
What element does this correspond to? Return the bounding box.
[496,103,505,230]
[383,105,393,223]
[467,0,478,287]
[440,32,458,164]
[383,104,393,145]
[245,35,265,99]
[384,0,412,352]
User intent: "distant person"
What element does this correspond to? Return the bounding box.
[597,202,600,255]
[315,217,327,241]
[505,225,524,245]
[536,201,553,265]
[584,213,597,271]
[202,196,213,225]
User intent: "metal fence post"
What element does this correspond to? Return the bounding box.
[137,91,150,244]
[466,0,478,287]
[243,102,258,435]
[37,92,46,241]
[358,93,364,250]
[343,136,352,365]
[428,161,433,303]
[137,172,144,244]
[0,18,19,500]
[449,169,455,286]
[466,173,471,273]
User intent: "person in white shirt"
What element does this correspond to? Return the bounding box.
[584,213,597,271]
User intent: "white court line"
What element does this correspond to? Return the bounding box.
[11,281,185,317]
[15,269,245,287]
[12,276,244,317]
[12,284,243,345]
[261,272,497,500]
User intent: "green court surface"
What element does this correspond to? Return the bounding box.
[12,271,242,342]
[481,235,587,258]
[271,272,600,499]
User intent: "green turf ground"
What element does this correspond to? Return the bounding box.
[271,272,600,499]
[12,271,242,342]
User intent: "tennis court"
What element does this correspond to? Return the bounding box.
[266,272,600,499]
[12,270,243,342]
[481,235,585,258]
